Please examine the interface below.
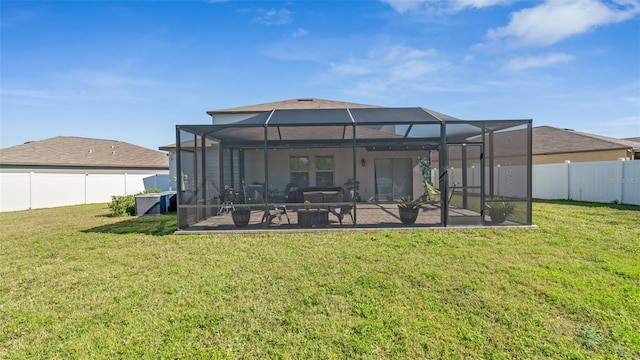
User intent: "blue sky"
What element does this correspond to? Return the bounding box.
[1,0,639,151]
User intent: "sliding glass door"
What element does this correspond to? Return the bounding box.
[374,158,412,201]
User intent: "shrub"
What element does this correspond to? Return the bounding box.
[108,188,163,217]
[108,195,136,217]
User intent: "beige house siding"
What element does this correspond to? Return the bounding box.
[533,149,634,164]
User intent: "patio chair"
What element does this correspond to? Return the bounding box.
[261,205,291,226]
[217,187,235,215]
[329,190,355,225]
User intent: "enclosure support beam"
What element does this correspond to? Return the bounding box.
[201,135,207,210]
[440,122,448,226]
[461,145,468,209]
[526,121,533,225]
[347,108,357,225]
[488,130,495,197]
[175,126,183,229]
[263,110,276,223]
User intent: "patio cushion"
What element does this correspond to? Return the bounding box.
[289,186,344,203]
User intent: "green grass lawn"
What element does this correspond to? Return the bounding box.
[1,201,638,359]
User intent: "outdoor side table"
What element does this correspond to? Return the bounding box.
[298,209,329,227]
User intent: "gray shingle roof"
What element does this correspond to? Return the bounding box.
[533,126,640,154]
[207,98,382,115]
[0,136,169,169]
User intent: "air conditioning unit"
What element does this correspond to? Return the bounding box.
[135,191,176,216]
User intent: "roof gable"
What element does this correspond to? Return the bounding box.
[0,136,169,168]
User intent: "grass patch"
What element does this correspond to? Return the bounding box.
[0,201,638,358]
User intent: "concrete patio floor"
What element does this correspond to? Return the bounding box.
[174,203,530,234]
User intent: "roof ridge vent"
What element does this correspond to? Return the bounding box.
[297,98,314,101]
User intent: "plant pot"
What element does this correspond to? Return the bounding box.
[489,211,507,224]
[232,210,251,227]
[398,207,419,225]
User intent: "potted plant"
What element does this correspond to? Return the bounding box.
[486,201,515,224]
[231,206,251,227]
[397,196,422,225]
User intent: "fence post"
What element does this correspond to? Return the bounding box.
[565,160,571,200]
[618,158,625,204]
[29,171,34,209]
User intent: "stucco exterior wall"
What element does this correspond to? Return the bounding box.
[244,148,427,201]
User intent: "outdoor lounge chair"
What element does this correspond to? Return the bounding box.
[421,181,457,208]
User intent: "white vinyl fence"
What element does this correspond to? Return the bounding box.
[533,159,640,205]
[0,170,170,212]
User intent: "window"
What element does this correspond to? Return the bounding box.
[315,155,334,187]
[290,156,309,187]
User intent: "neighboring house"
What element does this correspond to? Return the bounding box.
[532,126,640,164]
[168,98,533,230]
[0,136,169,212]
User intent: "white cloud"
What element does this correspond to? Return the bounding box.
[624,95,640,106]
[450,0,513,11]
[379,0,428,14]
[321,44,447,97]
[331,62,372,75]
[292,28,308,38]
[504,53,576,70]
[386,46,437,60]
[605,115,640,126]
[380,0,511,13]
[55,70,159,89]
[327,45,439,77]
[252,8,291,26]
[0,88,56,99]
[487,0,640,47]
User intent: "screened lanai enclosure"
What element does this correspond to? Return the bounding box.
[175,108,532,231]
